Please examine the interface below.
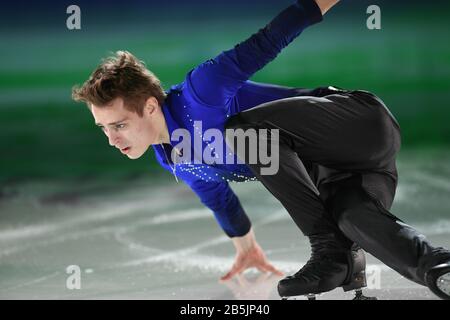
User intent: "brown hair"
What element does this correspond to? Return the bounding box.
[72,51,166,116]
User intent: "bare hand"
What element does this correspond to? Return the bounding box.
[220,243,283,282]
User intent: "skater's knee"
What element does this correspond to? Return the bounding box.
[362,107,399,156]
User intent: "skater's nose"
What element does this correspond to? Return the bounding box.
[107,130,121,147]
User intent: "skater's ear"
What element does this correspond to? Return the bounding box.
[143,96,160,116]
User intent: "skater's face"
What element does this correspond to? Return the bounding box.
[91,97,166,159]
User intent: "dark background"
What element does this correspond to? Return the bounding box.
[1,0,449,182]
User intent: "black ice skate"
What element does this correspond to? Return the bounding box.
[419,247,450,300]
[278,234,376,300]
[425,262,450,300]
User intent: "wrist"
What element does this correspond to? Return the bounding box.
[231,227,257,253]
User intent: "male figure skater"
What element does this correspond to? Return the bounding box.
[72,0,450,299]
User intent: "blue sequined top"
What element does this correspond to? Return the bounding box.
[152,0,323,237]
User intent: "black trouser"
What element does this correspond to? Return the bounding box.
[225,89,447,285]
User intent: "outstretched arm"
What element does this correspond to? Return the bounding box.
[188,0,326,108]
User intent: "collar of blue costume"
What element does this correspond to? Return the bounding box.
[161,100,179,148]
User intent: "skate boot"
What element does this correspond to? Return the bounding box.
[423,248,450,300]
[425,263,450,300]
[278,234,376,300]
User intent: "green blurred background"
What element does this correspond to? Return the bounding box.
[1,0,449,183]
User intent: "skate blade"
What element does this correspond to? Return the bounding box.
[352,289,377,300]
[281,293,320,300]
[281,290,378,300]
[436,271,450,297]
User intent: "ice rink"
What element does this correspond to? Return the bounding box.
[0,149,449,300]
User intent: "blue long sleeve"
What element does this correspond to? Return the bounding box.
[186,178,251,238]
[188,0,323,107]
